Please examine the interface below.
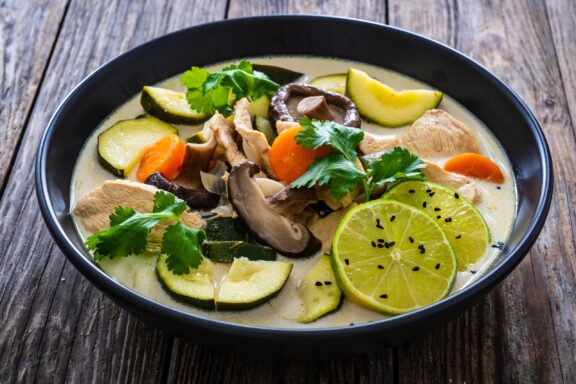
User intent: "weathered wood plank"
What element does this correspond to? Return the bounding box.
[389,0,576,382]
[0,0,227,382]
[228,0,386,22]
[0,0,68,193]
[168,339,394,384]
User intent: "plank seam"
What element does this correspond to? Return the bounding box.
[0,0,72,201]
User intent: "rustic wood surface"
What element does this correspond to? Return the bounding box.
[0,0,574,382]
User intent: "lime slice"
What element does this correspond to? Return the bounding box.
[332,200,457,315]
[383,180,490,271]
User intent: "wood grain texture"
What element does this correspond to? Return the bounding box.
[228,0,386,21]
[389,0,576,382]
[0,0,68,193]
[0,0,227,382]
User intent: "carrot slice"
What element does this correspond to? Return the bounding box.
[444,153,504,183]
[269,126,331,184]
[137,134,186,182]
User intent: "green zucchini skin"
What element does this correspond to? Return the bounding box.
[140,86,207,125]
[156,255,215,309]
[203,241,277,263]
[206,217,253,242]
[252,64,303,85]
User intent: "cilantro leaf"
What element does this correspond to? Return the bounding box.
[161,222,206,274]
[181,60,279,116]
[296,117,364,161]
[86,213,161,260]
[362,147,426,186]
[84,191,206,274]
[291,153,366,198]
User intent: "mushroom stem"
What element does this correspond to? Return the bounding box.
[296,96,335,121]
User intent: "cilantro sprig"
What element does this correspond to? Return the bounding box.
[181,60,279,116]
[85,191,205,275]
[290,117,426,200]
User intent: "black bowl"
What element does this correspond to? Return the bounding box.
[35,15,552,357]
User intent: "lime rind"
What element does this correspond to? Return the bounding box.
[331,200,457,315]
[383,180,491,272]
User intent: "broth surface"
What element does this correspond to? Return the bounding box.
[71,56,517,328]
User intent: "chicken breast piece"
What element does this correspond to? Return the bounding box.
[423,161,481,203]
[234,98,276,177]
[402,109,481,158]
[308,204,356,253]
[359,133,401,155]
[210,113,247,167]
[74,179,205,233]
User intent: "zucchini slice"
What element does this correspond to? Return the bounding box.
[156,254,215,309]
[206,217,252,242]
[310,74,347,94]
[252,64,303,85]
[346,68,443,127]
[203,241,277,263]
[216,258,293,310]
[250,95,270,118]
[141,86,206,124]
[254,117,277,145]
[297,255,343,323]
[98,116,178,177]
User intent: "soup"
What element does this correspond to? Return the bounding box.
[71,56,516,328]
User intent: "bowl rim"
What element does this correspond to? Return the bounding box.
[35,14,553,337]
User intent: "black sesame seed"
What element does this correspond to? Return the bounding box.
[390,215,396,222]
[445,217,452,223]
[426,189,432,193]
[350,323,355,326]
[378,265,384,269]
[455,234,462,239]
[497,186,502,190]
[409,189,415,193]
[324,281,333,285]
[388,241,396,247]
[315,281,323,286]
[436,215,442,219]
[423,201,427,208]
[418,245,426,254]
[435,263,440,270]
[454,192,460,199]
[376,218,384,229]
[371,241,377,248]
[377,244,384,248]
[429,192,436,197]
[384,242,390,249]
[409,236,414,243]
[344,259,350,265]
[470,270,477,274]
[379,294,388,299]
[434,207,441,212]
[412,266,420,271]
[377,239,385,243]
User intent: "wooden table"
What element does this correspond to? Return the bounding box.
[1,0,574,382]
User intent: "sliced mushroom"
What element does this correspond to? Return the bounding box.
[269,83,361,130]
[174,132,217,190]
[267,186,318,222]
[296,96,334,121]
[145,172,220,210]
[228,162,321,258]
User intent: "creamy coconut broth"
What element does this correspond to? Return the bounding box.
[71,56,516,328]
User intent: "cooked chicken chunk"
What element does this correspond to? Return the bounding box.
[308,204,356,253]
[210,113,247,167]
[403,109,481,158]
[74,180,205,233]
[234,98,276,177]
[423,161,481,203]
[276,120,300,134]
[359,133,401,155]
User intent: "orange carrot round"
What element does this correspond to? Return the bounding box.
[269,126,331,184]
[444,152,504,183]
[137,134,186,182]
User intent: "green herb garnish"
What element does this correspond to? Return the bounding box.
[180,59,279,116]
[85,191,205,275]
[290,117,426,200]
